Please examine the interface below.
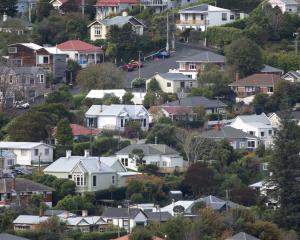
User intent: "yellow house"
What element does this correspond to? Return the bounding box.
[88,16,145,41]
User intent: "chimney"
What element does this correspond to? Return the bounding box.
[235,72,240,82]
[39,208,44,217]
[84,149,90,158]
[82,210,88,217]
[122,11,128,17]
[3,13,7,22]
[63,211,69,219]
[66,150,72,159]
[11,177,16,191]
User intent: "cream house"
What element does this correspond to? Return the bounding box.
[146,72,197,94]
[88,15,145,41]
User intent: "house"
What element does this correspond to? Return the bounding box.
[7,43,66,82]
[141,0,198,13]
[163,96,227,114]
[146,73,197,94]
[260,64,284,75]
[200,126,260,150]
[115,144,184,171]
[0,150,17,170]
[269,110,300,128]
[149,105,196,122]
[169,51,225,79]
[85,104,150,131]
[282,70,300,82]
[95,0,139,20]
[176,4,236,31]
[43,150,139,192]
[57,40,104,68]
[86,89,146,105]
[226,232,259,240]
[17,0,38,15]
[0,66,49,103]
[0,233,30,240]
[113,235,164,240]
[13,211,108,232]
[230,113,274,147]
[268,0,300,13]
[0,142,54,166]
[145,211,173,223]
[88,15,145,41]
[51,124,101,144]
[0,178,54,207]
[249,180,278,207]
[0,17,32,35]
[229,73,283,98]
[101,207,148,232]
[50,0,82,10]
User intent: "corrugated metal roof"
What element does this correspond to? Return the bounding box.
[177,51,225,63]
[116,144,179,155]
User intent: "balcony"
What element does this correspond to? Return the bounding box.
[176,19,209,26]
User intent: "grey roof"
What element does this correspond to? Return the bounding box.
[101,16,144,27]
[0,233,30,240]
[283,70,300,79]
[260,65,283,74]
[179,4,230,13]
[292,110,300,120]
[0,178,54,193]
[116,144,179,155]
[279,0,299,4]
[0,141,53,149]
[226,232,259,240]
[43,156,116,174]
[163,96,227,109]
[177,51,225,63]
[195,195,240,211]
[102,207,145,219]
[201,126,258,140]
[236,113,271,125]
[158,72,192,81]
[145,211,173,222]
[181,4,209,11]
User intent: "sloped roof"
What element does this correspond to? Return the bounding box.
[195,195,240,211]
[160,200,195,215]
[9,43,42,50]
[177,51,225,63]
[149,106,194,115]
[157,72,192,81]
[179,4,231,13]
[260,64,283,74]
[0,233,30,240]
[201,126,258,140]
[113,235,163,240]
[145,211,173,221]
[0,142,53,149]
[57,40,103,53]
[229,74,282,87]
[52,124,101,137]
[102,207,145,218]
[226,232,259,240]
[98,16,144,27]
[0,178,54,193]
[116,144,179,155]
[95,0,139,6]
[282,70,300,79]
[163,96,227,109]
[235,113,271,125]
[86,89,126,99]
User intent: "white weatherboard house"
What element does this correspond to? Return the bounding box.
[268,0,300,13]
[43,150,139,192]
[0,150,17,169]
[230,113,274,147]
[0,142,54,166]
[85,104,150,131]
[176,4,236,31]
[115,144,184,171]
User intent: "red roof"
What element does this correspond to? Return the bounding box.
[95,0,139,6]
[52,124,101,137]
[113,235,163,240]
[57,40,103,53]
[229,74,282,87]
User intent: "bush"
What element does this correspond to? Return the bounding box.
[95,187,127,201]
[79,231,127,240]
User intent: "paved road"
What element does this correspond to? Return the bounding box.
[123,43,208,88]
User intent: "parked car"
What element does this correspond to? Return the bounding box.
[157,51,170,59]
[15,101,30,109]
[121,63,135,72]
[129,60,143,68]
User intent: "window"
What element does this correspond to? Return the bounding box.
[189,64,196,70]
[107,219,113,224]
[73,174,85,186]
[222,13,227,21]
[121,158,128,166]
[112,175,115,185]
[123,219,129,228]
[200,14,204,20]
[8,47,17,53]
[179,63,185,70]
[9,75,13,84]
[247,141,255,148]
[249,131,255,136]
[143,118,146,127]
[167,82,171,87]
[34,149,39,156]
[30,78,34,85]
[39,74,44,83]
[268,87,273,93]
[163,161,167,166]
[189,81,193,87]
[94,27,102,36]
[120,118,124,128]
[68,175,72,179]
[230,15,235,20]
[21,150,27,156]
[184,14,188,21]
[269,130,272,135]
[262,162,269,171]
[239,142,245,148]
[38,55,49,64]
[261,132,265,137]
[93,175,97,186]
[7,159,14,166]
[44,148,49,155]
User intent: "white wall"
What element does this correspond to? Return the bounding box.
[98,116,118,129]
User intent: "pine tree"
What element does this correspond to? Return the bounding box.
[270,113,300,231]
[56,118,73,146]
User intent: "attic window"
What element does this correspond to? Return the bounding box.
[8,47,17,53]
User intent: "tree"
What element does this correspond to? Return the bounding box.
[146,124,177,147]
[34,0,54,22]
[147,78,161,92]
[163,216,193,240]
[0,0,17,17]
[56,118,73,146]
[129,227,152,240]
[129,149,145,166]
[182,162,215,196]
[37,216,66,240]
[225,37,263,76]
[102,94,121,105]
[122,92,134,104]
[67,59,81,84]
[76,63,123,91]
[269,113,300,232]
[6,112,51,141]
[123,120,142,139]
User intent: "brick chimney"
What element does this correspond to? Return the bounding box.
[235,72,240,82]
[11,177,16,191]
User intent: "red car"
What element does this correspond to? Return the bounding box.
[121,63,135,72]
[129,60,144,68]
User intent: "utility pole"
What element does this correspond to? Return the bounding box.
[166,12,169,52]
[294,32,299,54]
[172,11,175,50]
[225,189,229,213]
[138,51,141,79]
[82,0,85,17]
[204,14,207,47]
[28,1,32,23]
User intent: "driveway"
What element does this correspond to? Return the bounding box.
[123,43,208,88]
